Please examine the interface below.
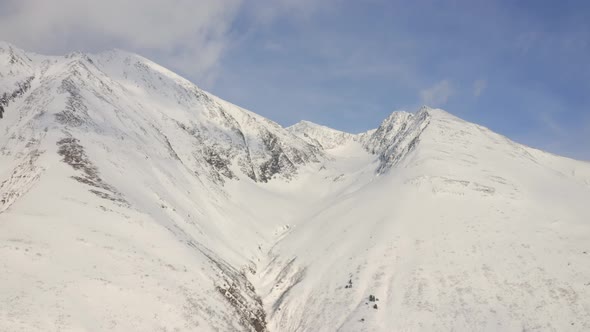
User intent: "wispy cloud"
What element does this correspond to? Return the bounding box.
[420,80,454,107]
[0,0,241,82]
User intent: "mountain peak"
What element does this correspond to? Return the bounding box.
[290,119,321,129]
[2,43,590,332]
[288,120,356,149]
[0,43,324,185]
[417,105,457,119]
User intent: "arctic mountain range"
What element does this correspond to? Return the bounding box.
[1,42,589,331]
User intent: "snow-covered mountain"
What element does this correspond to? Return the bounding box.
[1,42,589,332]
[287,120,359,150]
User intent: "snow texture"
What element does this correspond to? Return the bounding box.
[1,42,590,331]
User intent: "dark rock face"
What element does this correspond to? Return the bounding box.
[258,131,297,183]
[203,146,236,182]
[191,243,268,332]
[363,109,431,174]
[55,78,90,127]
[170,91,322,184]
[0,75,34,119]
[0,143,44,214]
[57,136,128,205]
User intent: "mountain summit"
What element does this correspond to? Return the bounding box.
[1,43,589,331]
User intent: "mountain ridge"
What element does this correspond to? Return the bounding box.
[1,43,590,331]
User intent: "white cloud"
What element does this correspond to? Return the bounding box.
[0,0,334,86]
[473,79,487,97]
[420,80,454,107]
[0,0,241,83]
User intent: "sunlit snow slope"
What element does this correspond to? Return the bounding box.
[1,42,589,332]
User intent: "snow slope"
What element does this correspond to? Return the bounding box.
[1,42,589,332]
[257,108,590,331]
[288,120,358,150]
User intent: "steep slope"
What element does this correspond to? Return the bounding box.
[255,108,590,331]
[0,41,36,112]
[1,43,589,332]
[0,43,323,331]
[363,108,429,173]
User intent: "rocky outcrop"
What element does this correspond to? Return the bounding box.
[0,76,34,119]
[363,108,431,173]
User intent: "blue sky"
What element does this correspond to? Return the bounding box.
[1,0,588,159]
[209,0,590,160]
